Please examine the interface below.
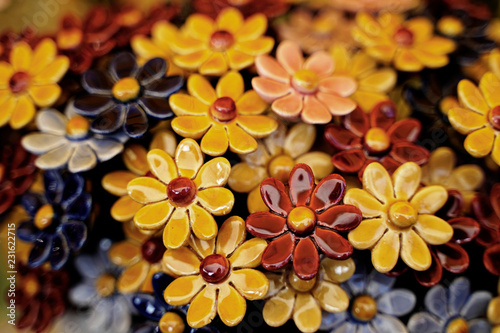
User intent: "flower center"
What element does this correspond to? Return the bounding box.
[489,106,500,131]
[437,16,465,37]
[9,71,30,94]
[446,318,469,333]
[167,177,197,206]
[351,295,377,322]
[393,27,414,47]
[199,254,230,284]
[23,274,41,298]
[95,273,116,297]
[388,201,418,228]
[288,271,317,292]
[268,154,295,184]
[112,77,140,102]
[34,204,55,230]
[159,312,185,333]
[66,115,90,139]
[209,30,234,52]
[57,28,83,50]
[141,237,166,264]
[364,128,391,153]
[287,206,316,235]
[292,69,319,94]
[211,97,237,122]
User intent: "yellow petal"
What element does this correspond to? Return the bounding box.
[479,72,500,108]
[163,209,191,249]
[140,264,161,293]
[351,90,390,113]
[236,90,268,115]
[236,115,277,138]
[186,286,217,328]
[447,165,484,192]
[194,157,231,189]
[448,107,487,135]
[236,14,267,42]
[491,135,500,167]
[410,49,449,69]
[392,162,421,201]
[263,287,295,327]
[394,48,423,72]
[162,246,200,276]
[234,37,274,56]
[169,94,210,116]
[188,234,215,259]
[414,214,453,245]
[372,229,400,273]
[226,49,254,71]
[32,56,69,85]
[0,62,14,88]
[187,74,217,105]
[164,275,205,306]
[117,261,149,293]
[28,84,61,107]
[173,50,211,71]
[362,162,395,204]
[248,185,269,214]
[216,216,246,256]
[344,189,383,218]
[197,187,234,216]
[358,68,397,93]
[171,116,212,139]
[227,123,258,154]
[312,281,349,312]
[131,35,167,60]
[230,269,269,300]
[109,240,141,266]
[457,79,489,115]
[217,284,246,327]
[410,185,448,214]
[293,292,322,333]
[321,257,355,284]
[189,204,218,241]
[199,52,228,75]
[10,41,32,71]
[294,152,334,180]
[229,238,267,268]
[30,38,57,76]
[123,144,149,176]
[348,218,387,249]
[400,230,432,271]
[127,177,167,204]
[418,36,456,55]
[216,8,244,34]
[216,71,244,101]
[366,44,397,63]
[406,17,433,43]
[283,123,316,158]
[111,196,143,222]
[425,147,456,185]
[134,201,174,230]
[103,171,136,198]
[175,138,204,179]
[10,95,35,129]
[184,14,215,42]
[0,96,17,127]
[464,127,495,158]
[201,124,229,156]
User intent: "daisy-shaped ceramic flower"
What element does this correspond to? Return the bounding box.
[252,40,357,124]
[127,139,234,249]
[345,162,453,273]
[170,71,277,156]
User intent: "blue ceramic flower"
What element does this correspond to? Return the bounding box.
[17,170,90,269]
[72,52,184,138]
[408,277,492,333]
[321,263,416,333]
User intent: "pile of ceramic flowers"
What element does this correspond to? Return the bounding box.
[1,0,500,332]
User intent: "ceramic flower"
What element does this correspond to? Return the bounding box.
[193,0,288,19]
[162,216,269,328]
[325,101,429,178]
[170,7,274,75]
[352,12,456,72]
[127,138,233,248]
[72,52,184,138]
[17,170,90,269]
[0,27,38,62]
[345,162,453,273]
[0,38,69,129]
[321,263,416,333]
[170,71,277,156]
[488,280,500,333]
[263,258,353,332]
[448,73,500,166]
[246,163,362,280]
[229,120,333,213]
[252,40,357,124]
[408,277,492,333]
[329,0,419,12]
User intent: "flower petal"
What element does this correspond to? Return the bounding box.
[35,144,73,170]
[11,42,32,71]
[309,174,347,212]
[225,49,254,70]
[145,150,176,187]
[68,143,97,173]
[271,91,303,118]
[263,287,295,327]
[169,94,209,116]
[109,240,141,266]
[216,216,246,257]
[199,52,228,75]
[394,48,423,72]
[187,286,217,328]
[260,177,293,216]
[229,238,267,268]
[457,79,489,115]
[236,115,278,138]
[235,90,268,115]
[163,209,190,248]
[448,107,488,135]
[319,76,357,97]
[464,127,495,158]
[194,157,231,189]
[0,96,15,127]
[316,92,357,116]
[111,196,143,222]
[410,185,448,214]
[392,162,421,201]
[277,41,303,75]
[197,187,234,215]
[175,138,204,179]
[216,71,244,101]
[293,293,322,333]
[262,232,294,270]
[255,55,289,84]
[331,149,367,174]
[372,314,408,333]
[227,123,258,154]
[414,214,453,245]
[22,133,66,155]
[288,164,314,206]
[301,95,332,124]
[460,291,492,320]
[187,74,217,105]
[173,50,211,71]
[313,227,353,260]
[10,95,35,129]
[348,218,386,249]
[189,204,218,241]
[230,269,269,300]
[110,52,138,80]
[164,275,205,306]
[312,280,349,312]
[295,152,333,180]
[217,284,246,327]
[401,230,431,271]
[252,77,291,103]
[283,123,316,158]
[216,7,243,33]
[372,229,400,273]
[81,70,113,95]
[200,124,229,156]
[304,51,334,78]
[162,246,200,276]
[134,201,174,230]
[479,72,500,108]
[127,177,167,204]
[317,205,362,231]
[362,162,395,204]
[408,312,442,332]
[410,50,449,69]
[117,261,149,293]
[293,237,320,280]
[343,189,384,218]
[246,211,287,239]
[377,289,416,316]
[171,115,212,139]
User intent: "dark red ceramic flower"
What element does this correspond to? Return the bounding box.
[325,101,429,178]
[0,26,39,62]
[245,164,362,280]
[192,0,289,19]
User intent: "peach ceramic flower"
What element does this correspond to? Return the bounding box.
[169,7,274,75]
[252,40,357,124]
[448,73,500,166]
[170,71,277,156]
[345,162,453,273]
[127,139,234,248]
[0,39,69,129]
[162,216,269,328]
[352,12,456,72]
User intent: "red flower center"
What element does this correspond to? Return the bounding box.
[393,27,414,47]
[209,30,234,52]
[211,97,237,122]
[9,71,30,94]
[199,254,230,283]
[167,177,197,206]
[141,237,166,264]
[287,206,317,235]
[489,106,500,131]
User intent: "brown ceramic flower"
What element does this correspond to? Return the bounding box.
[193,0,289,19]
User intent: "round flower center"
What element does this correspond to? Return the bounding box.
[112,77,141,102]
[287,206,316,235]
[446,318,469,333]
[199,254,230,283]
[167,177,197,206]
[23,274,41,298]
[292,69,319,94]
[95,273,116,297]
[351,295,377,322]
[393,27,414,47]
[159,312,185,333]
[209,30,234,52]
[34,204,55,230]
[364,127,391,153]
[388,201,418,228]
[57,28,83,50]
[211,97,237,122]
[437,16,465,37]
[9,71,30,94]
[141,237,166,264]
[66,115,90,139]
[489,106,500,131]
[268,154,295,184]
[288,271,317,292]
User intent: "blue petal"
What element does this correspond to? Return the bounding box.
[60,172,85,209]
[424,284,449,320]
[21,192,44,216]
[28,233,53,268]
[366,270,396,299]
[17,221,41,241]
[460,291,492,320]
[123,104,148,138]
[371,314,407,333]
[132,293,166,321]
[61,221,87,250]
[44,170,64,204]
[74,253,106,279]
[110,52,139,81]
[468,319,492,333]
[356,323,377,333]
[344,263,367,296]
[73,95,115,117]
[82,69,113,95]
[320,311,348,330]
[407,312,443,333]
[330,321,357,333]
[91,104,126,134]
[137,58,166,86]
[144,76,184,98]
[69,283,97,307]
[377,289,416,317]
[132,323,156,333]
[152,272,175,309]
[448,277,470,316]
[50,231,70,269]
[111,296,133,333]
[137,96,174,119]
[65,192,92,220]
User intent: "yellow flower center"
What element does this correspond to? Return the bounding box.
[268,154,295,184]
[364,128,391,153]
[95,273,116,297]
[159,312,185,333]
[351,295,377,322]
[34,204,55,230]
[393,27,414,47]
[446,318,469,333]
[9,71,30,94]
[388,201,418,228]
[489,106,500,131]
[23,274,41,299]
[112,77,141,102]
[437,16,465,37]
[287,206,316,235]
[66,115,90,139]
[57,28,83,50]
[117,8,142,27]
[288,271,317,292]
[292,69,319,94]
[211,97,238,122]
[209,30,235,52]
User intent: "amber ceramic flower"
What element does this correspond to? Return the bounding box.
[352,12,456,72]
[325,101,429,178]
[0,39,69,129]
[170,7,274,75]
[127,138,233,248]
[162,216,269,328]
[193,0,289,19]
[170,71,277,156]
[346,162,453,273]
[448,73,500,166]
[229,121,333,213]
[488,280,500,332]
[246,164,362,280]
[253,40,357,124]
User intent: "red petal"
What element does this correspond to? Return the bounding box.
[312,227,353,260]
[343,106,369,137]
[387,118,422,143]
[332,149,366,173]
[289,164,314,206]
[0,183,15,215]
[324,124,362,150]
[490,183,500,218]
[32,307,53,333]
[414,251,443,287]
[309,174,346,212]
[262,232,294,270]
[435,242,469,274]
[260,177,293,217]
[472,194,500,246]
[370,101,396,131]
[246,211,287,239]
[483,243,500,275]
[436,189,464,220]
[390,142,429,165]
[317,205,362,231]
[17,299,40,330]
[449,217,480,244]
[293,237,320,280]
[380,156,402,175]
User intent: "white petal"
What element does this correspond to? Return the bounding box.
[87,138,123,162]
[35,144,74,170]
[460,291,492,320]
[69,283,97,307]
[68,144,97,173]
[36,109,67,135]
[22,133,66,154]
[377,289,416,316]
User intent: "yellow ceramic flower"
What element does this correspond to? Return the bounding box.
[345,162,453,273]
[170,7,274,75]
[0,39,69,129]
[488,279,500,333]
[127,138,234,249]
[329,45,397,112]
[263,258,353,333]
[170,71,277,156]
[162,216,269,328]
[352,12,456,72]
[448,73,500,166]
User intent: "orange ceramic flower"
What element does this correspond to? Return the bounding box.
[127,139,234,248]
[0,39,69,129]
[345,162,453,273]
[162,216,269,328]
[352,12,456,72]
[253,40,357,124]
[170,71,277,156]
[448,73,500,166]
[169,7,274,75]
